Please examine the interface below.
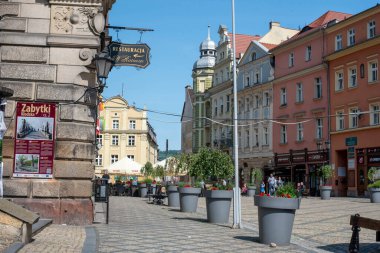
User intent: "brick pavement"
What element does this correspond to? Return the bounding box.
[5,196,380,253]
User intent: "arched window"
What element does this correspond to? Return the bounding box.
[251,52,257,61]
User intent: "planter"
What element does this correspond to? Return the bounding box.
[178,187,201,212]
[320,186,332,200]
[368,187,380,203]
[247,186,256,197]
[167,185,180,207]
[139,183,147,198]
[254,195,301,245]
[204,190,233,224]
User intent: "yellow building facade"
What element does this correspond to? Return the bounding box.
[95,96,158,176]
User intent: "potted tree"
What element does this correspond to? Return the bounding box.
[248,168,263,197]
[319,164,334,200]
[190,147,234,224]
[166,154,190,208]
[368,167,380,203]
[254,182,301,245]
[140,162,154,198]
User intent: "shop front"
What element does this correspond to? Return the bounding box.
[356,147,380,196]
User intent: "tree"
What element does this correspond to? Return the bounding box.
[140,162,154,178]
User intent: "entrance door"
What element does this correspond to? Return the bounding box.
[357,166,366,196]
[309,164,320,196]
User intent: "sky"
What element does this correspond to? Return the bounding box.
[105,0,379,151]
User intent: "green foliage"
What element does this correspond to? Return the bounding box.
[177,153,191,176]
[189,147,234,180]
[158,150,181,161]
[250,168,263,186]
[368,167,379,182]
[275,182,297,198]
[153,165,165,178]
[319,164,334,185]
[140,162,154,177]
[144,178,153,184]
[368,180,380,188]
[193,181,202,188]
[209,182,233,190]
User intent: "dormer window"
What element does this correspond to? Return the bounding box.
[251,52,257,61]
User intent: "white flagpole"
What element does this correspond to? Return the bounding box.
[231,0,241,228]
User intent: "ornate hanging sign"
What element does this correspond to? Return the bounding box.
[108,42,150,68]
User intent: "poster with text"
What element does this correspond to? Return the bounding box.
[13,102,56,178]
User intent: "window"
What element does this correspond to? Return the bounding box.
[111,135,119,145]
[111,155,118,164]
[112,119,119,129]
[238,131,242,148]
[348,29,355,46]
[288,52,294,67]
[335,70,344,91]
[263,92,270,107]
[263,127,268,145]
[214,99,218,116]
[226,95,230,112]
[305,46,312,61]
[368,20,376,39]
[128,135,135,146]
[254,128,259,147]
[245,97,250,112]
[349,108,358,129]
[96,134,103,146]
[336,111,345,131]
[316,119,323,139]
[127,155,135,161]
[220,97,224,115]
[335,34,342,51]
[296,83,303,103]
[96,154,102,166]
[263,107,270,119]
[369,61,378,83]
[370,104,380,125]
[245,130,250,148]
[245,76,250,87]
[129,120,136,129]
[254,70,260,84]
[280,125,287,144]
[280,88,287,106]
[348,66,357,88]
[251,52,257,61]
[314,77,322,99]
[296,123,303,141]
[255,95,260,108]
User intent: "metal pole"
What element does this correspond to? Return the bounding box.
[231,0,241,229]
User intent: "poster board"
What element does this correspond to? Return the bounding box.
[13,102,56,178]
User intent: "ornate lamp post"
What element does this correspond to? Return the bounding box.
[95,49,115,92]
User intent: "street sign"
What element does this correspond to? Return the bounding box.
[108,42,150,68]
[345,137,357,146]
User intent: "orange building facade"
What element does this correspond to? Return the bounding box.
[325,5,380,197]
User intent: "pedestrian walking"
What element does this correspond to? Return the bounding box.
[260,181,265,193]
[268,174,276,196]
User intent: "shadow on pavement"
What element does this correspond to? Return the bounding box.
[234,235,260,243]
[167,208,181,212]
[171,217,208,223]
[317,243,380,253]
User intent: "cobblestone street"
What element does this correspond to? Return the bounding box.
[6,196,379,253]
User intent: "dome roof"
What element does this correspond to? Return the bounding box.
[199,38,216,51]
[193,56,215,69]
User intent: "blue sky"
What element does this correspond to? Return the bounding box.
[105,0,379,151]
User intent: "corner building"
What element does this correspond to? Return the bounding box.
[0,0,115,224]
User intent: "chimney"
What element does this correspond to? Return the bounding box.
[270,21,280,29]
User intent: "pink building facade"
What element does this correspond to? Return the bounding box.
[325,5,380,197]
[271,12,351,196]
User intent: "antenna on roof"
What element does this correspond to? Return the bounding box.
[208,25,211,39]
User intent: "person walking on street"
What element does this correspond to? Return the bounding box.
[268,174,276,196]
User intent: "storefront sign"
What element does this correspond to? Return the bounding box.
[13,102,56,178]
[345,137,357,146]
[109,42,151,68]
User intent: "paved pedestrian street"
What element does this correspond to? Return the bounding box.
[11,196,380,253]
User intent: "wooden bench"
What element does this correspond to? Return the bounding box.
[349,214,380,253]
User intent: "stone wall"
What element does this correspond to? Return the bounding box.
[0,0,115,225]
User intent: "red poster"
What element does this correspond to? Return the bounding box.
[13,102,56,178]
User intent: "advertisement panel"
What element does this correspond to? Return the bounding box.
[13,102,56,178]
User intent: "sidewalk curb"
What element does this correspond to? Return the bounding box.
[82,226,97,253]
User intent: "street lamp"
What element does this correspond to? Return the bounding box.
[95,49,114,92]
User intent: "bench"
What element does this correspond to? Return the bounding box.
[349,213,380,253]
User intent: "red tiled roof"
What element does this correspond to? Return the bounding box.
[271,10,352,52]
[260,42,277,50]
[228,33,261,58]
[308,11,352,28]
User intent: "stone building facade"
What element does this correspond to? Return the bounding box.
[0,0,115,225]
[95,96,158,177]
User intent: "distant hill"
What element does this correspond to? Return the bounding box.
[158,150,181,161]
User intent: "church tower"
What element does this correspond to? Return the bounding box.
[191,27,216,152]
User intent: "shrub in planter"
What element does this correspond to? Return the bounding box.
[178,182,201,212]
[248,168,263,196]
[367,167,380,203]
[319,164,334,200]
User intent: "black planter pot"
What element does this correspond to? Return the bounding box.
[204,190,233,224]
[178,187,201,212]
[167,185,180,207]
[320,186,332,200]
[254,195,301,245]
